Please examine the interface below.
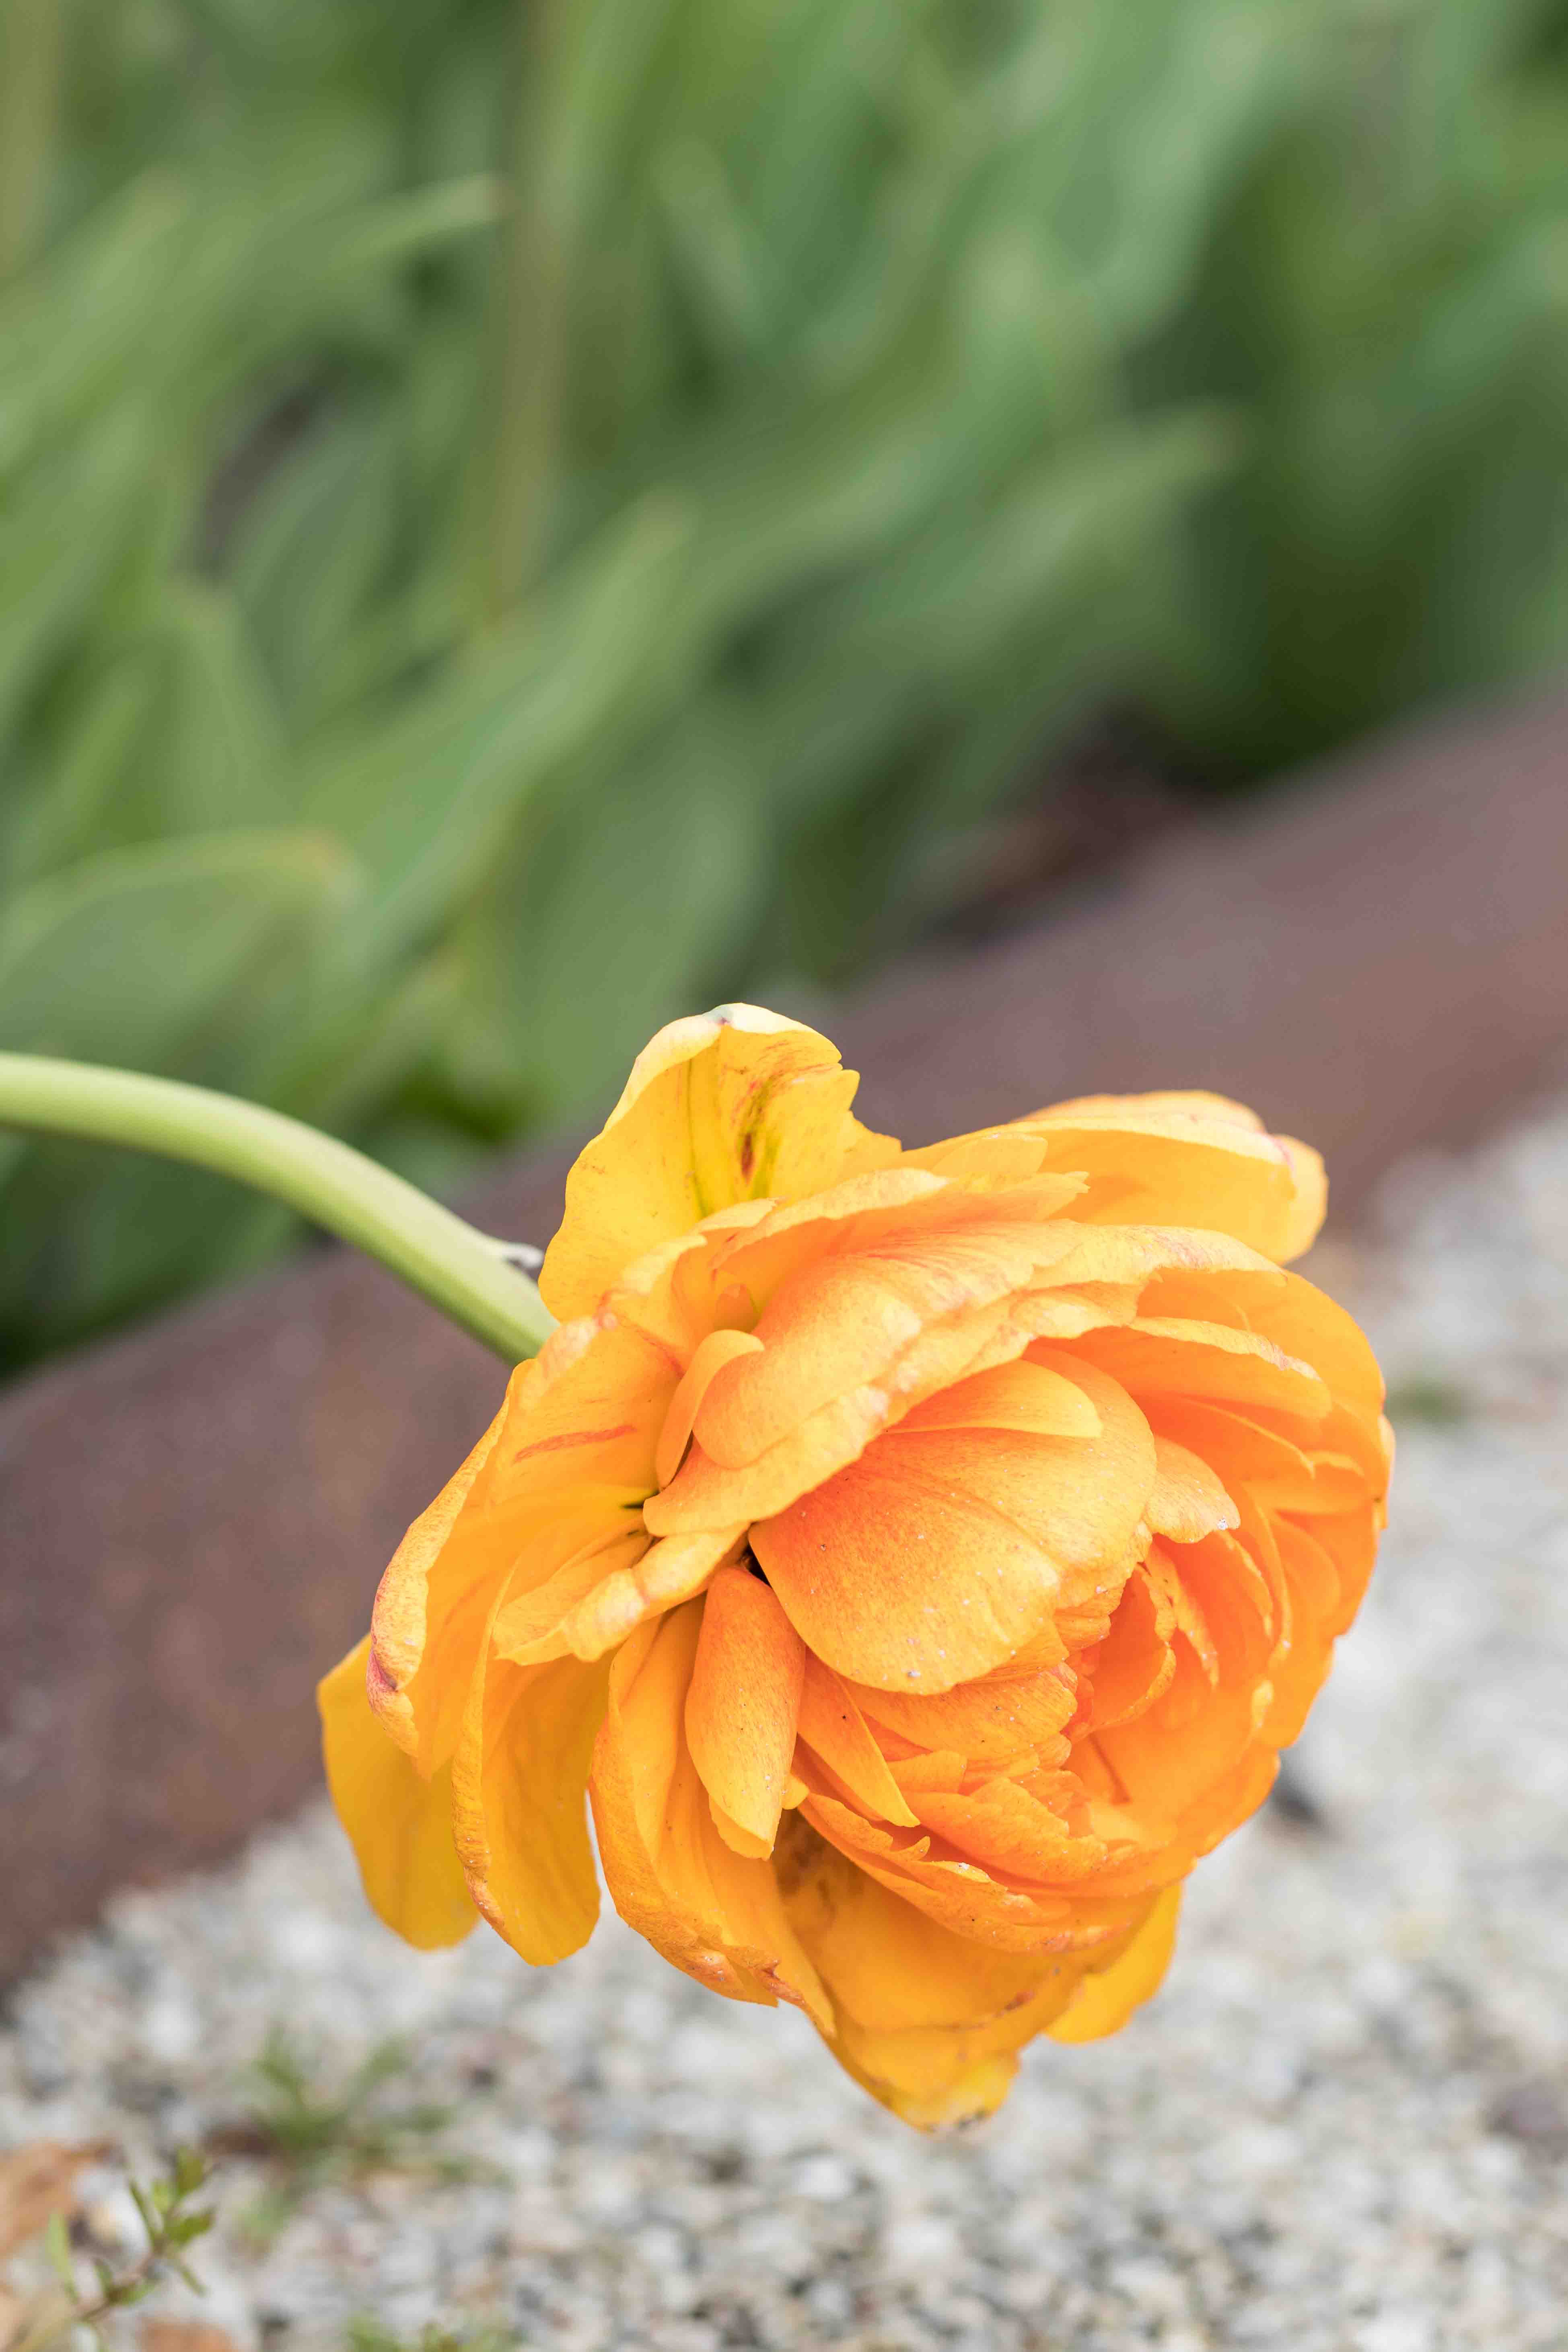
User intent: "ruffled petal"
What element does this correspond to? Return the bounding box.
[694,1196,1084,1469]
[540,1008,897,1319]
[1018,1095,1325,1263]
[1070,1316,1331,1419]
[318,1638,477,1950]
[850,1651,1078,1765]
[799,1791,1145,1953]
[752,1356,1154,1692]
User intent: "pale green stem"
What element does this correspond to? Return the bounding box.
[0,1054,556,1364]
[0,0,64,278]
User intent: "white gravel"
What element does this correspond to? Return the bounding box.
[4,1108,1568,2351]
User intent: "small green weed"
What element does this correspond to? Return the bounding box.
[1385,1377,1470,1427]
[10,2148,212,2352]
[346,2319,516,2352]
[222,2033,500,2244]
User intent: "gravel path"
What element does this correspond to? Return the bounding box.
[4,1108,1568,2351]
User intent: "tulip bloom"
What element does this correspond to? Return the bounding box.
[320,1008,1389,2125]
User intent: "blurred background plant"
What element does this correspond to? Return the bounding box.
[4,0,1568,1370]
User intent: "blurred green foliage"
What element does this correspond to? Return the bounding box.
[4,0,1568,1370]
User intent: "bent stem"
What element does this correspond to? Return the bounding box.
[0,1054,556,1365]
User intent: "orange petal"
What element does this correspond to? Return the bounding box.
[1047,1884,1182,2042]
[705,1166,1083,1323]
[1305,1503,1383,1633]
[1241,1270,1387,1416]
[1070,1316,1331,1418]
[1144,1396,1323,1503]
[800,1793,1136,1953]
[372,1307,685,1771]
[910,1774,1091,1880]
[378,1284,699,1704]
[1146,1436,1239,1542]
[684,1568,806,1855]
[694,1199,1084,1469]
[539,1008,897,1319]
[895,1356,1101,1440]
[795,1655,920,1826]
[754,1355,1154,1692]
[1081,1567,1177,1733]
[656,1328,764,1487]
[849,1655,1078,1765]
[449,1615,611,1966]
[644,1287,1037,1534]
[755,1451,1062,1694]
[318,1638,477,1951]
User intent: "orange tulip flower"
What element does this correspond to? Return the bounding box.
[319,1007,1389,2126]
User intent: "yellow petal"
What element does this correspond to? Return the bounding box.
[656,1327,764,1488]
[539,1008,897,1319]
[1277,1137,1327,1262]
[1020,1098,1317,1263]
[532,1524,749,1665]
[589,1604,832,2025]
[780,1832,1062,2032]
[318,1638,477,1951]
[489,1524,651,1664]
[1047,1884,1183,2041]
[1071,1316,1331,1418]
[370,1316,672,1774]
[1146,1436,1239,1542]
[450,1597,611,1965]
[368,1402,508,1763]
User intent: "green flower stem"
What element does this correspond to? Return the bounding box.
[0,1054,556,1364]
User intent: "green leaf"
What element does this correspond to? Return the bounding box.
[0,830,359,1072]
